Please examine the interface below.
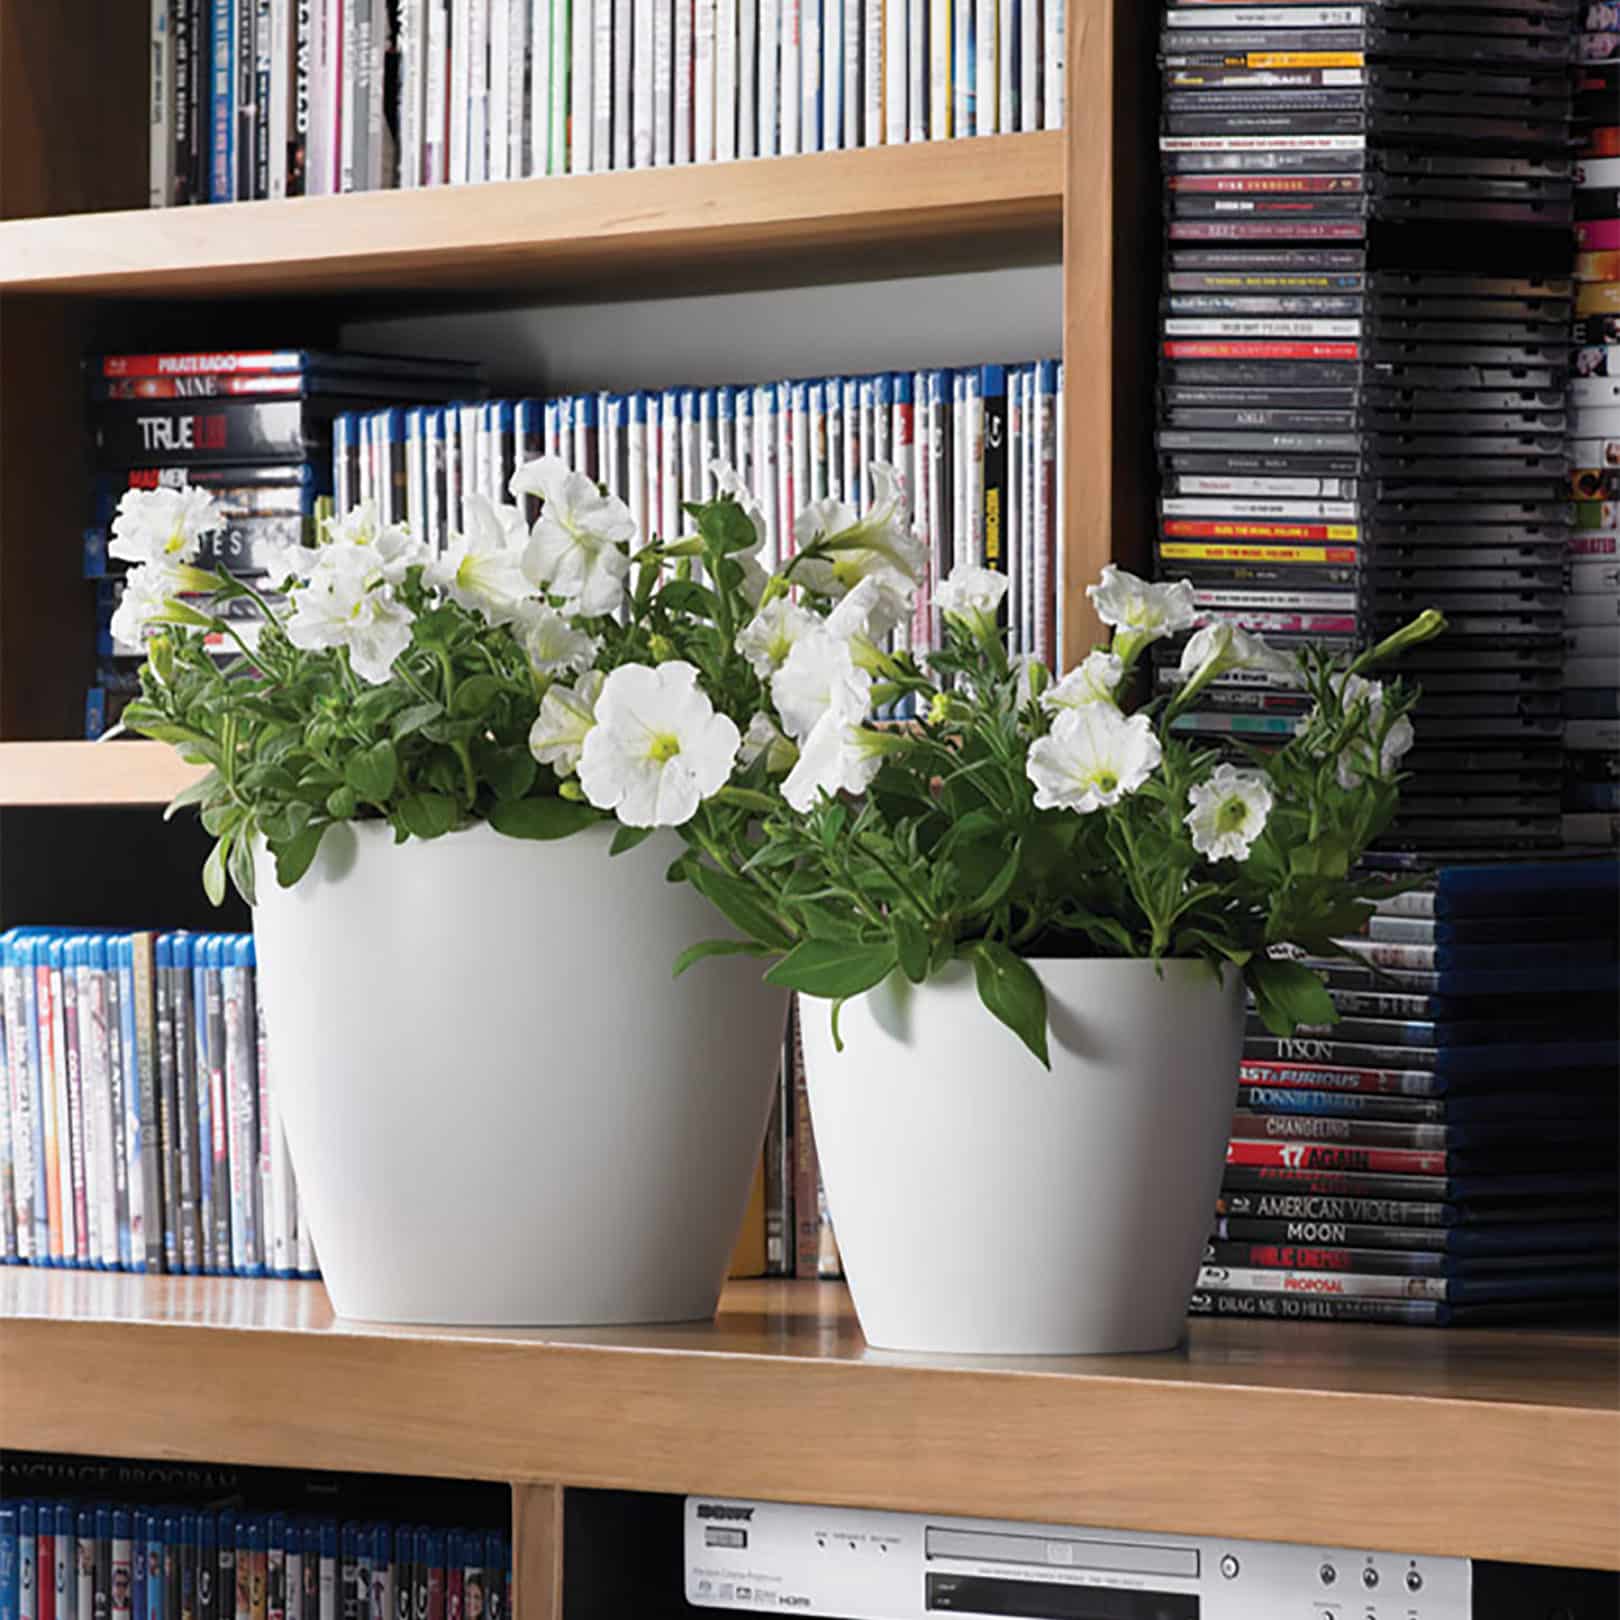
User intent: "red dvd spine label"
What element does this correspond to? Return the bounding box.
[1163,340,1362,360]
[98,352,298,377]
[1227,1140,1448,1175]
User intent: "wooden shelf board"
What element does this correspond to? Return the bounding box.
[3,1272,1615,1569]
[0,138,1064,299]
[0,741,202,807]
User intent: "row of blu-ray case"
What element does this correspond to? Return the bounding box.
[0,931,313,1279]
[0,1504,509,1620]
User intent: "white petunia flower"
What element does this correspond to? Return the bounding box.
[110,484,224,568]
[738,711,798,775]
[1041,650,1125,715]
[935,563,1009,627]
[735,596,821,678]
[782,707,895,813]
[1177,621,1300,689]
[1026,704,1161,815]
[426,494,533,625]
[110,560,230,650]
[1185,762,1274,862]
[321,500,427,582]
[514,455,636,617]
[528,669,605,778]
[1324,674,1416,789]
[706,456,768,551]
[792,462,928,601]
[517,601,601,677]
[285,544,415,685]
[1086,565,1198,661]
[578,660,741,827]
[771,629,874,743]
[256,539,312,586]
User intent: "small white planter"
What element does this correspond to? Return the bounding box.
[801,957,1244,1355]
[253,820,789,1326]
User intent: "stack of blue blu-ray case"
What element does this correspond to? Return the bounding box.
[1193,858,1620,1328]
[0,930,314,1279]
[334,359,1071,701]
[0,1501,509,1620]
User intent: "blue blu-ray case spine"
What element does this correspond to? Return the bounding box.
[17,1505,35,1620]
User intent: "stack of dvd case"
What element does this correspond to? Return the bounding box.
[1155,0,1587,852]
[0,929,315,1280]
[1193,859,1620,1328]
[333,360,1070,676]
[86,348,484,736]
[0,1496,510,1620]
[1564,6,1620,846]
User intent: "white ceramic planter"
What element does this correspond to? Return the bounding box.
[252,820,788,1326]
[801,957,1244,1355]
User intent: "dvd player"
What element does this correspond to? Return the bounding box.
[684,1499,1468,1619]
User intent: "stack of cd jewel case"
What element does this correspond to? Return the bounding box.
[1193,859,1620,1328]
[1154,0,1585,852]
[1564,6,1620,847]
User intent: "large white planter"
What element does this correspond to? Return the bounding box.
[253,820,789,1325]
[801,957,1244,1355]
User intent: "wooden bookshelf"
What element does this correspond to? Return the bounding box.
[0,741,202,807]
[2,1272,1617,1575]
[0,136,1064,299]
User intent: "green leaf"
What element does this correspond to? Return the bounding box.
[967,845,1022,914]
[397,792,461,840]
[657,580,718,618]
[473,739,539,802]
[273,823,326,888]
[325,785,358,820]
[969,942,1050,1068]
[671,938,773,977]
[451,674,508,718]
[684,864,795,951]
[391,700,444,739]
[610,823,657,856]
[764,938,897,999]
[487,796,599,841]
[344,739,399,805]
[894,915,930,984]
[228,834,257,907]
[163,769,223,822]
[202,838,229,908]
[697,498,766,555]
[1247,956,1336,1038]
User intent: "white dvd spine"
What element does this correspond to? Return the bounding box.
[592,0,613,165]
[633,0,656,164]
[529,0,551,173]
[798,0,818,151]
[269,0,291,196]
[867,0,886,144]
[549,0,569,168]
[952,0,969,137]
[149,0,174,207]
[853,375,869,504]
[1043,0,1062,129]
[468,0,491,180]
[654,0,675,161]
[612,0,634,167]
[340,0,361,190]
[571,0,595,169]
[966,372,985,567]
[1019,0,1037,130]
[996,0,1012,132]
[715,0,737,161]
[508,0,530,174]
[397,0,425,184]
[674,0,694,160]
[1005,369,1021,650]
[660,390,681,540]
[757,0,779,154]
[627,395,648,543]
[845,0,861,148]
[906,0,924,140]
[489,0,510,176]
[450,0,472,180]
[680,390,702,509]
[425,0,450,180]
[754,384,778,568]
[695,0,716,161]
[928,0,948,138]
[975,0,994,133]
[738,0,757,156]
[822,0,841,149]
[779,0,799,152]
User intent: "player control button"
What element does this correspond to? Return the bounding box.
[1362,1568,1380,1590]
[1219,1556,1240,1580]
[1406,1570,1423,1593]
[1319,1564,1336,1586]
